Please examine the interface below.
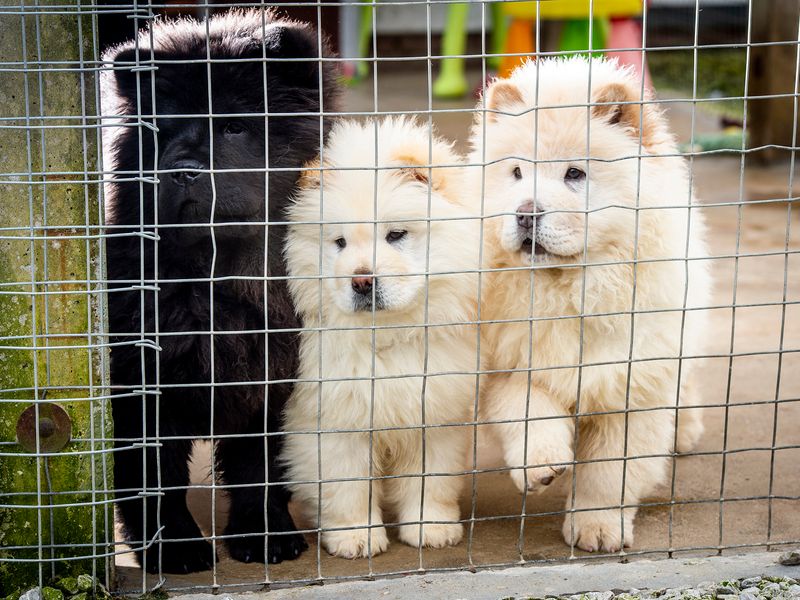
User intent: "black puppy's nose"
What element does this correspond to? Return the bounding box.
[516,200,539,230]
[351,272,374,295]
[170,159,205,186]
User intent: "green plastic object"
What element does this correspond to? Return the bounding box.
[433,3,470,98]
[355,0,373,82]
[559,17,609,58]
[433,2,509,99]
[350,0,507,95]
[489,3,509,68]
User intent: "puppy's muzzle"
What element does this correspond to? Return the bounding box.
[516,200,546,256]
[170,159,206,187]
[351,270,384,311]
[352,274,373,296]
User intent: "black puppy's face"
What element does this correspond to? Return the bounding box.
[150,64,268,242]
[156,114,266,233]
[108,19,332,246]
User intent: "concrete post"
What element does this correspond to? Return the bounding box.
[0,1,112,592]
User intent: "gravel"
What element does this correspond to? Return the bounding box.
[780,552,800,567]
[517,575,800,600]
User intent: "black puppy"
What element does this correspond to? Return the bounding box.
[102,10,338,573]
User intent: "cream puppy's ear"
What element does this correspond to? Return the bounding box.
[388,124,463,200]
[297,157,324,189]
[592,80,663,147]
[592,82,641,128]
[392,153,451,195]
[485,79,524,122]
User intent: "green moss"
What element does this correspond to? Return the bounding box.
[135,591,169,600]
[73,577,93,594]
[51,579,78,596]
[41,588,63,600]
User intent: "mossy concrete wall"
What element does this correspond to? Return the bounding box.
[0,1,112,593]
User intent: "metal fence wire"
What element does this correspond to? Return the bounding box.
[1,0,799,595]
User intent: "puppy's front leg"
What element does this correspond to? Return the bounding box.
[487,373,574,493]
[675,379,705,454]
[389,426,467,549]
[563,409,673,553]
[315,432,389,558]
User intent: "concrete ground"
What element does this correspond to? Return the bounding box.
[169,552,800,600]
[115,69,800,594]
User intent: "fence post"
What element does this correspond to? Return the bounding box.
[748,0,800,163]
[0,1,112,593]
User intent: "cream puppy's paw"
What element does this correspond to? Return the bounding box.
[561,510,633,553]
[322,527,389,559]
[510,463,567,495]
[507,429,572,494]
[398,522,463,548]
[502,409,573,495]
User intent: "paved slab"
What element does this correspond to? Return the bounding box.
[167,551,799,600]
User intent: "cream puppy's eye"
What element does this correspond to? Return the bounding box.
[334,237,347,249]
[565,167,586,182]
[513,166,522,180]
[385,230,407,244]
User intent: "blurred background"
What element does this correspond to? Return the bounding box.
[95,0,795,163]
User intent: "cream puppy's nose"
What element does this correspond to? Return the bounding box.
[516,200,540,230]
[351,269,374,296]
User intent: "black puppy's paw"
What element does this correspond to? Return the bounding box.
[142,539,217,574]
[227,532,308,565]
[268,531,308,564]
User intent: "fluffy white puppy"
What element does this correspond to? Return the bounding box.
[472,58,712,553]
[282,118,481,559]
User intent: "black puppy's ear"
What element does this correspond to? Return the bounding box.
[263,23,321,57]
[261,23,327,88]
[106,45,155,109]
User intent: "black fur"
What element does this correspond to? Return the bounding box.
[102,9,339,573]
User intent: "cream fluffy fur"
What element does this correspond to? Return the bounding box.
[282,118,481,559]
[472,58,712,553]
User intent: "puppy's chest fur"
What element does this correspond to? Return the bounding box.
[482,269,635,403]
[295,326,477,431]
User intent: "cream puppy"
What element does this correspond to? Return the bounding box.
[282,118,480,559]
[472,58,712,553]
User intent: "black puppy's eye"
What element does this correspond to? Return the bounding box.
[224,120,245,135]
[334,237,347,249]
[386,230,407,244]
[513,166,522,180]
[565,167,586,181]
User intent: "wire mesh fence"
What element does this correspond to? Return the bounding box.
[1,0,799,595]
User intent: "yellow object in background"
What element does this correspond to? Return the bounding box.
[498,0,644,78]
[502,0,642,20]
